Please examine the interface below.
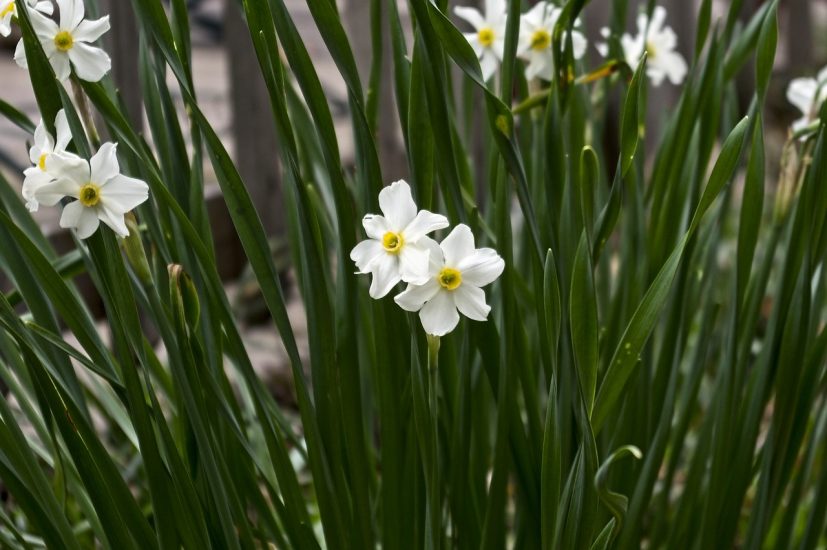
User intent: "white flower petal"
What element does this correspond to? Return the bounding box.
[402,210,449,242]
[659,50,687,85]
[419,291,459,336]
[787,78,818,116]
[647,65,666,87]
[362,214,390,240]
[45,152,89,183]
[33,178,81,206]
[30,128,48,165]
[480,50,498,81]
[350,239,384,273]
[649,6,667,33]
[453,284,491,321]
[90,143,119,185]
[14,39,28,70]
[457,248,505,287]
[394,279,440,312]
[53,109,72,152]
[572,30,588,59]
[378,179,417,228]
[97,204,129,237]
[368,254,401,299]
[33,1,54,15]
[525,51,552,81]
[50,52,72,81]
[68,42,111,82]
[484,0,506,19]
[73,16,109,43]
[523,1,547,26]
[58,0,85,31]
[464,33,483,57]
[100,174,149,212]
[398,242,430,284]
[59,199,84,228]
[454,6,485,30]
[440,224,475,266]
[30,9,57,39]
[22,168,54,211]
[61,201,100,239]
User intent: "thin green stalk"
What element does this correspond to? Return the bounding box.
[427,334,442,550]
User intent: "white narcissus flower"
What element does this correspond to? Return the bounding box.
[351,180,450,299]
[517,2,587,81]
[454,0,507,81]
[14,0,111,82]
[786,66,827,133]
[22,109,75,212]
[395,224,505,337]
[598,6,687,86]
[0,0,52,37]
[32,143,149,239]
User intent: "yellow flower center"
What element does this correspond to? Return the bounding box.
[530,29,551,51]
[645,40,657,59]
[79,183,101,207]
[38,153,47,171]
[54,31,74,52]
[1,3,15,17]
[477,27,495,47]
[382,231,404,253]
[437,267,462,291]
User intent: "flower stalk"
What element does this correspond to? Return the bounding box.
[426,333,441,550]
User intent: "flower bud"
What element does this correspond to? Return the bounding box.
[122,212,152,285]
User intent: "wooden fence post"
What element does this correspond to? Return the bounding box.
[224,0,285,239]
[100,0,142,129]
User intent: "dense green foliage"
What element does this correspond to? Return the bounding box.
[1,0,826,548]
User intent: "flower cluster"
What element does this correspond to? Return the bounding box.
[455,1,687,86]
[598,6,687,86]
[13,0,112,82]
[786,66,827,134]
[455,0,586,82]
[22,111,149,239]
[0,0,51,37]
[351,181,505,336]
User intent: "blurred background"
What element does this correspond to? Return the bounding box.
[0,0,822,386]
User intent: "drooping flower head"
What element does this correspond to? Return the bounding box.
[32,143,149,239]
[351,180,449,299]
[0,0,52,37]
[395,224,505,336]
[22,109,75,212]
[517,2,587,81]
[454,0,507,82]
[14,0,111,82]
[787,66,827,134]
[598,6,687,86]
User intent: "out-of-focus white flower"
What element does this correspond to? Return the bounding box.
[22,109,75,212]
[598,6,687,86]
[351,180,449,299]
[454,0,507,81]
[395,224,504,337]
[787,66,827,133]
[14,0,111,82]
[517,1,587,81]
[0,0,52,37]
[32,143,149,239]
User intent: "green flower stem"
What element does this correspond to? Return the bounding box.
[427,333,441,549]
